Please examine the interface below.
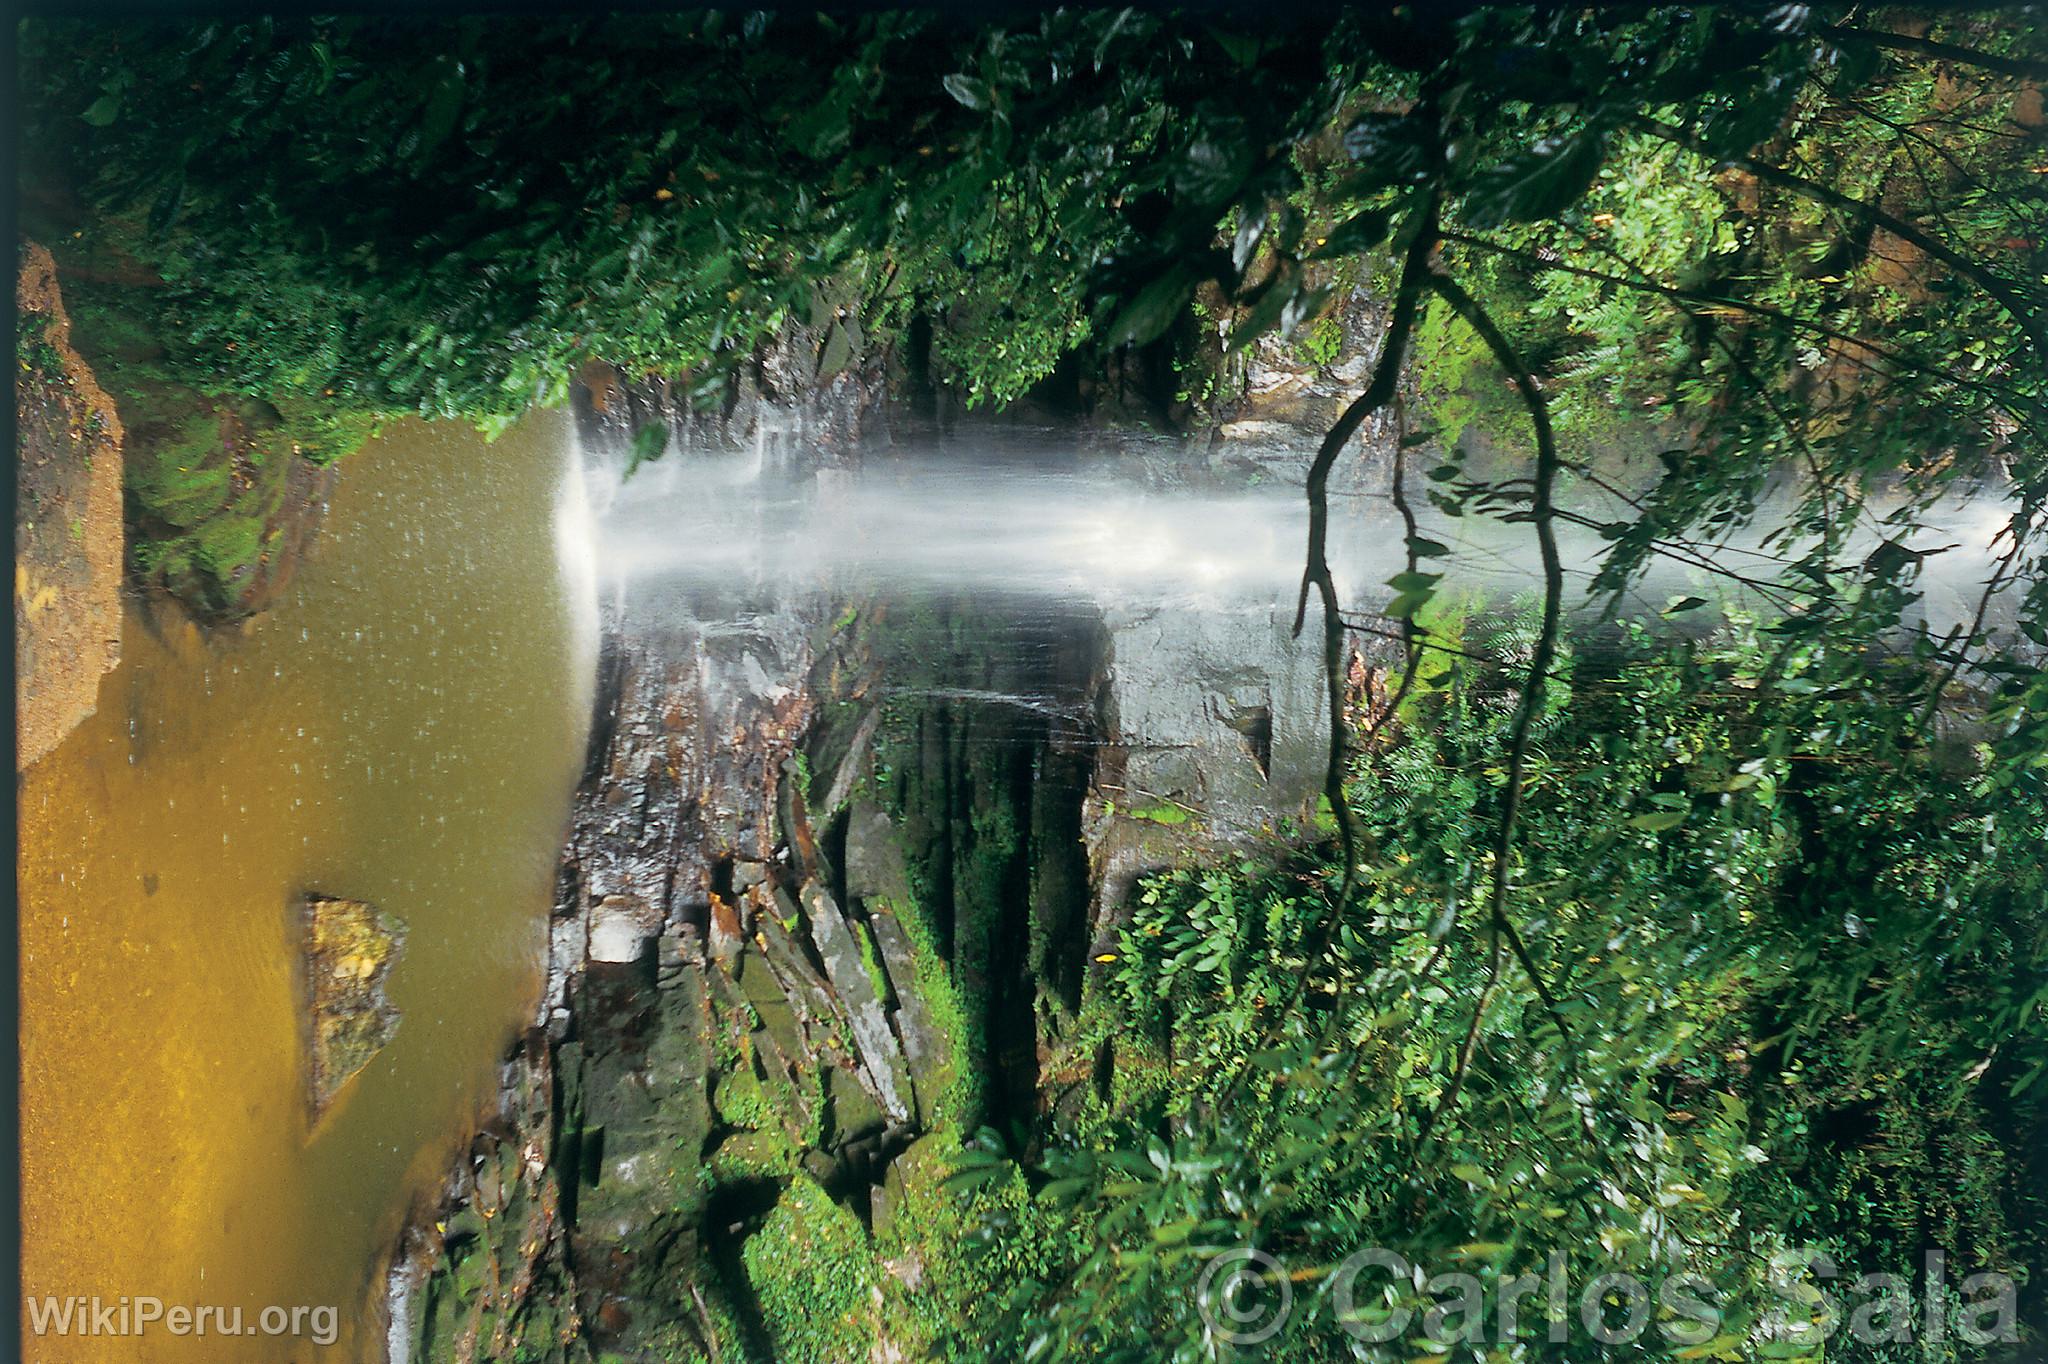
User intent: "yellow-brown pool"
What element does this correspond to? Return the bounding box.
[19,413,596,1361]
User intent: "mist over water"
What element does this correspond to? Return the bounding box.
[574,426,2022,640]
[555,422,2025,854]
[593,455,1302,601]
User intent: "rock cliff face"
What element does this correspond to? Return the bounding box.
[391,313,1403,1360]
[396,599,978,1362]
[15,240,125,769]
[392,571,1385,1361]
[571,291,892,467]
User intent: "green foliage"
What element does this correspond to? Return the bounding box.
[876,1129,1091,1361]
[968,615,2047,1360]
[46,272,342,614]
[885,896,978,1131]
[1292,312,1345,370]
[916,180,1100,407]
[27,11,2048,655]
[16,310,64,383]
[710,1067,775,1134]
[1407,293,1502,451]
[742,1176,876,1364]
[17,8,1381,432]
[189,512,264,585]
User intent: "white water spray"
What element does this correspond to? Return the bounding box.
[577,429,2022,640]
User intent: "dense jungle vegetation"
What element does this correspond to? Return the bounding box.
[20,5,2048,1360]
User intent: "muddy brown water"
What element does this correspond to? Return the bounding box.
[19,414,595,1361]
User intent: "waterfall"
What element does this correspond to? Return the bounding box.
[556,416,605,725]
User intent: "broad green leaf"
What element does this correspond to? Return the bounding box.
[1109,268,1198,348]
[942,72,992,111]
[1463,128,1609,229]
[1227,274,1300,353]
[1310,205,1394,260]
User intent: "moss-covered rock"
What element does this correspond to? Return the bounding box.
[299,894,405,1124]
[742,1175,877,1364]
[24,223,360,623]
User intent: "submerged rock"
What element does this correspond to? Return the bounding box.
[300,894,405,1123]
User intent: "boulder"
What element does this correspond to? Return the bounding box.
[301,895,405,1123]
[868,908,952,1126]
[799,880,912,1124]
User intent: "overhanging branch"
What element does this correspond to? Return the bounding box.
[1423,271,1566,1013]
[1293,195,1440,919]
[1816,23,2048,82]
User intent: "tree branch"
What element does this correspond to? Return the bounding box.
[1293,195,1440,918]
[1211,197,1440,1113]
[1915,522,2030,731]
[1423,271,1565,1021]
[1357,392,1426,759]
[1816,23,2048,83]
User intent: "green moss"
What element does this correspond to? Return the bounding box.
[712,1067,773,1132]
[1124,799,1194,826]
[708,1015,747,1075]
[1407,293,1506,450]
[743,1176,875,1364]
[1398,586,1482,719]
[191,513,264,583]
[1066,997,1175,1133]
[791,749,815,806]
[1291,311,1343,369]
[878,895,977,1130]
[854,918,894,1012]
[673,1282,754,1364]
[725,991,829,1150]
[266,395,382,467]
[703,1129,798,1187]
[873,1131,1091,1361]
[126,409,231,528]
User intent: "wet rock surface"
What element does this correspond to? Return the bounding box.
[301,894,406,1124]
[395,394,1390,1360]
[571,291,890,468]
[400,593,966,1361]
